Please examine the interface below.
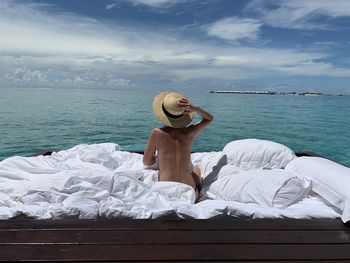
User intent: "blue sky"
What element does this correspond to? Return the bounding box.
[1,0,350,94]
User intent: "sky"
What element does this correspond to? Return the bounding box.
[1,0,350,94]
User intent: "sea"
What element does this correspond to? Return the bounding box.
[1,87,349,166]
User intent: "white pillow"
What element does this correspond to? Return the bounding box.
[285,157,350,223]
[223,139,296,170]
[191,152,227,179]
[207,166,311,208]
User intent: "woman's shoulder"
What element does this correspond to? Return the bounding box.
[153,127,162,133]
[150,127,164,137]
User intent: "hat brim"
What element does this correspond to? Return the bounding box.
[152,91,194,128]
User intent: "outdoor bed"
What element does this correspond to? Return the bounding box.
[0,139,349,262]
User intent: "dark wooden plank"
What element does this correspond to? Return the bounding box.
[87,259,349,263]
[33,149,57,156]
[0,219,347,230]
[0,244,350,261]
[56,262,350,263]
[84,259,349,263]
[0,229,349,244]
[295,151,325,158]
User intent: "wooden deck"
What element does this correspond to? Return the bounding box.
[0,218,349,262]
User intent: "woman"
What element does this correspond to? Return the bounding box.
[143,91,213,202]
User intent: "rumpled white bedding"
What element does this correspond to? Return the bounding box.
[0,143,340,220]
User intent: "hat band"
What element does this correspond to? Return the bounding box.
[162,103,183,119]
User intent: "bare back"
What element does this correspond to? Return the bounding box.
[155,127,195,188]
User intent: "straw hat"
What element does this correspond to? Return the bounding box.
[152,91,195,128]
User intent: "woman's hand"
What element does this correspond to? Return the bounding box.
[178,98,197,114]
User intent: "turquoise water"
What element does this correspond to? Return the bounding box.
[0,87,349,166]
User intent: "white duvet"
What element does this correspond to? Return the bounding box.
[0,143,341,220]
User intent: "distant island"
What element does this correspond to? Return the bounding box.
[209,90,337,96]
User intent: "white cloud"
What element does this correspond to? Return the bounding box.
[206,17,262,42]
[0,0,349,89]
[275,61,350,77]
[106,0,187,9]
[285,0,350,17]
[0,1,130,56]
[108,78,130,86]
[246,0,350,30]
[310,41,337,51]
[313,41,336,46]
[4,67,49,83]
[105,3,116,10]
[130,0,184,8]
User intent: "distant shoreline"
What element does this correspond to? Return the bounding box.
[209,90,346,96]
